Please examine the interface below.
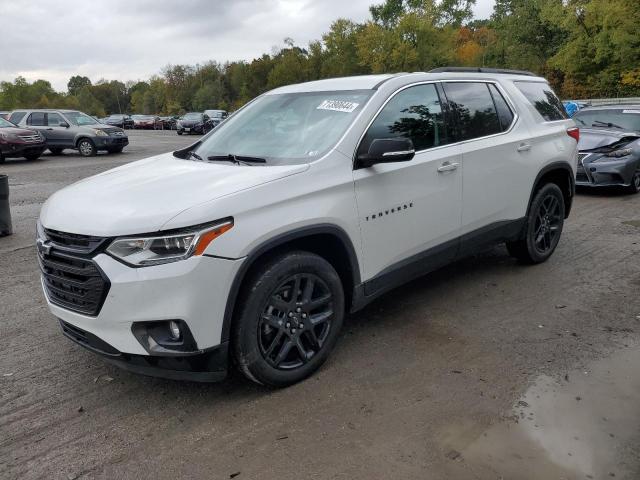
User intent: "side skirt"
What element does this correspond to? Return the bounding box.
[351,218,526,312]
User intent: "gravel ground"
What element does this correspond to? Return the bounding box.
[1,130,639,479]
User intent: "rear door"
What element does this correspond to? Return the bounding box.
[441,81,532,239]
[353,83,463,286]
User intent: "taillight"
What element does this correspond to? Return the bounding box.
[567,127,580,142]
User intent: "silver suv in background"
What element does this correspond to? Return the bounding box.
[8,109,129,156]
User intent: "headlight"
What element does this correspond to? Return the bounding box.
[93,129,109,137]
[0,131,19,142]
[605,148,633,158]
[36,219,47,240]
[106,219,233,267]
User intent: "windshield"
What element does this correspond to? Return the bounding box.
[193,90,372,164]
[65,111,99,126]
[183,113,201,120]
[108,115,124,120]
[574,109,640,132]
[0,117,15,128]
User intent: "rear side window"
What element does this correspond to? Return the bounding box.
[27,112,46,126]
[9,111,26,124]
[515,81,567,122]
[358,83,450,154]
[442,82,501,140]
[488,84,515,131]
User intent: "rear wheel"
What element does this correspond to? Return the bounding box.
[233,251,345,387]
[77,139,97,157]
[506,183,565,264]
[627,170,640,194]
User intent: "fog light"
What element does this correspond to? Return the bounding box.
[169,320,181,340]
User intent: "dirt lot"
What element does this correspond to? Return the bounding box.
[1,130,639,479]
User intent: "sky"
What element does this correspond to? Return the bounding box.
[0,0,495,91]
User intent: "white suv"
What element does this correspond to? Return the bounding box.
[37,69,578,387]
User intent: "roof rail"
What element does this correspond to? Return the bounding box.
[429,67,537,77]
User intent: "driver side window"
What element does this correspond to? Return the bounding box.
[358,84,449,157]
[47,112,65,126]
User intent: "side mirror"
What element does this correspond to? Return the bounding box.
[357,138,415,169]
[59,121,70,128]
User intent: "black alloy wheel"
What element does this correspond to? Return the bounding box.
[258,273,334,370]
[507,183,565,264]
[233,251,344,387]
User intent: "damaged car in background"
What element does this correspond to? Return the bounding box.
[573,106,640,193]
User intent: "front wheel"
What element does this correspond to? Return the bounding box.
[77,139,97,157]
[24,150,44,161]
[506,183,565,264]
[627,170,640,194]
[233,251,345,387]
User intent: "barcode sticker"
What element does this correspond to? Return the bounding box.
[622,109,640,114]
[317,100,360,113]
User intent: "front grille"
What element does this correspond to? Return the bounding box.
[578,153,590,162]
[18,134,42,143]
[110,131,125,137]
[39,230,110,316]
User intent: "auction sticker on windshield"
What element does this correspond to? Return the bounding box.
[317,100,360,113]
[623,110,640,114]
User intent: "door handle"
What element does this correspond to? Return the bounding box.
[517,143,532,152]
[437,161,459,173]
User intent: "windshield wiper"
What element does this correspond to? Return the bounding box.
[207,154,267,165]
[592,120,625,130]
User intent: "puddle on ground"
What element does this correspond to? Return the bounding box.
[444,344,640,479]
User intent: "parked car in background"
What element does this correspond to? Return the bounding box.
[104,114,134,129]
[176,112,213,135]
[132,115,162,130]
[11,109,129,156]
[204,109,228,126]
[575,130,640,193]
[159,116,178,130]
[0,116,46,162]
[37,69,579,386]
[0,111,10,120]
[573,105,640,193]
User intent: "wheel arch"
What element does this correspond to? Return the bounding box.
[528,162,575,219]
[75,136,95,148]
[220,224,361,343]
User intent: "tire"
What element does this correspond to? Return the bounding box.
[233,251,345,388]
[177,130,183,135]
[627,170,640,194]
[77,139,97,157]
[506,183,565,264]
[49,148,63,155]
[24,150,44,161]
[0,154,4,164]
[107,147,124,154]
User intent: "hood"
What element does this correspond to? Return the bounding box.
[1,126,39,136]
[578,128,640,151]
[40,152,309,236]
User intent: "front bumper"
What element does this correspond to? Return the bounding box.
[60,319,229,382]
[0,141,46,158]
[42,251,244,381]
[576,156,638,187]
[93,136,129,150]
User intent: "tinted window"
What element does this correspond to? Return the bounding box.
[443,82,501,140]
[358,84,449,155]
[47,112,65,126]
[28,112,46,126]
[489,84,515,131]
[9,112,26,124]
[573,108,640,132]
[515,81,567,122]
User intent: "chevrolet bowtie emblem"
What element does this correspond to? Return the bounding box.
[37,239,52,256]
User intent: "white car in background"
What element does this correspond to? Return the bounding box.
[37,68,578,387]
